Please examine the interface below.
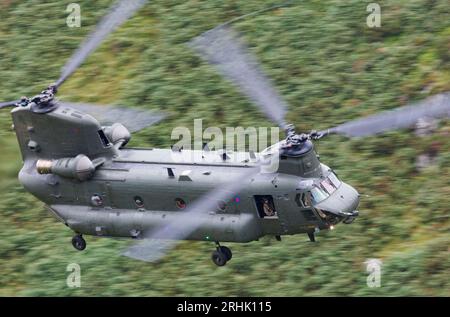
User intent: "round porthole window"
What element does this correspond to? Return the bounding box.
[217,200,227,212]
[134,196,144,208]
[91,194,103,207]
[175,198,186,210]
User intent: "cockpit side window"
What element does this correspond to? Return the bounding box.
[296,192,312,208]
[310,186,329,204]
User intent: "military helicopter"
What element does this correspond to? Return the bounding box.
[1,0,450,266]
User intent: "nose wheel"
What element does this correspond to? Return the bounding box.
[72,234,86,251]
[211,242,232,266]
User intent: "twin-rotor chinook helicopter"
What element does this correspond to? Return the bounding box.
[1,0,450,266]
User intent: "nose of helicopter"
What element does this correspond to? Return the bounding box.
[313,182,360,218]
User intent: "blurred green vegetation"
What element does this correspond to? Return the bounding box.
[0,0,449,296]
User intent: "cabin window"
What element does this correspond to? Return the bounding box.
[98,130,110,147]
[134,196,144,208]
[254,195,277,218]
[91,194,103,207]
[175,198,186,210]
[217,200,227,212]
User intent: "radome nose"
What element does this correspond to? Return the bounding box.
[340,183,360,212]
[313,182,360,215]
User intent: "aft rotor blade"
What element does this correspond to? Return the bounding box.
[321,92,450,138]
[0,100,20,109]
[190,26,288,129]
[122,167,260,262]
[55,0,147,87]
[59,102,165,133]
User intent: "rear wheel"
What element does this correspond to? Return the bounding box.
[219,246,232,261]
[211,250,227,266]
[72,235,86,251]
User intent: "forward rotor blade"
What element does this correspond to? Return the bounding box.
[59,102,165,133]
[0,100,20,109]
[321,92,450,138]
[122,166,260,262]
[55,0,147,87]
[190,26,288,129]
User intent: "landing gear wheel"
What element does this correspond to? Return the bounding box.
[72,235,86,251]
[211,250,227,266]
[219,246,232,261]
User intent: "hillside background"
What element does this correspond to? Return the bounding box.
[0,0,449,296]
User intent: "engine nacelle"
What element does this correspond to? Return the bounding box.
[36,154,95,181]
[103,123,130,148]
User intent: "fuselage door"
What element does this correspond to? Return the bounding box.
[254,195,287,234]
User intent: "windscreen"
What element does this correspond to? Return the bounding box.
[310,172,342,204]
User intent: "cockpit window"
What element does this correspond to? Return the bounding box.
[328,172,342,188]
[310,172,342,204]
[319,172,341,195]
[320,178,336,195]
[311,186,328,203]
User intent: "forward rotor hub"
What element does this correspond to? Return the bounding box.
[284,124,324,148]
